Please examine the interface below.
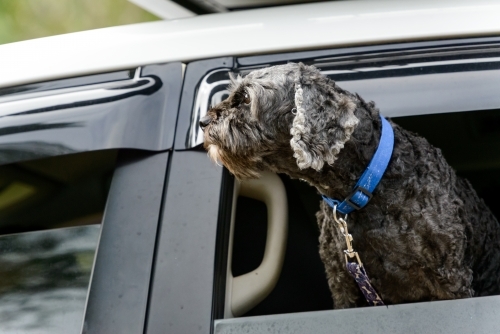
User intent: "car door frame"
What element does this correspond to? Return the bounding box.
[152,36,500,334]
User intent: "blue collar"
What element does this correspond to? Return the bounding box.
[322,115,394,215]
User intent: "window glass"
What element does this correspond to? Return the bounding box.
[0,225,99,333]
[0,150,116,235]
[0,150,116,333]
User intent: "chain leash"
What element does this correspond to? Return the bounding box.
[332,204,385,306]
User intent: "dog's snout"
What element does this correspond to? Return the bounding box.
[199,115,212,130]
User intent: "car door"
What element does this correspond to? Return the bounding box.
[155,37,500,333]
[0,62,182,334]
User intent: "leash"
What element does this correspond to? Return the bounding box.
[331,204,384,306]
[323,115,394,306]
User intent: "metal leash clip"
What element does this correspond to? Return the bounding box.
[333,204,363,267]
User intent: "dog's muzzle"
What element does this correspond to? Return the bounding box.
[199,115,212,130]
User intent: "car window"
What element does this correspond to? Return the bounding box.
[0,150,116,235]
[230,109,500,317]
[0,226,100,334]
[0,150,116,333]
[205,39,500,332]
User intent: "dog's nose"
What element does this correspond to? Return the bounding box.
[199,115,212,130]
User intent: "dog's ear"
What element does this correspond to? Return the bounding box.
[290,64,359,171]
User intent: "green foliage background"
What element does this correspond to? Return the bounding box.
[0,0,159,45]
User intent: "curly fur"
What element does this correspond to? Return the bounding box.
[202,62,500,308]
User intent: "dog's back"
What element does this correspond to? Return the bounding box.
[318,118,500,307]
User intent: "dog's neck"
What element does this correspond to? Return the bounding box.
[321,107,382,197]
[266,99,383,199]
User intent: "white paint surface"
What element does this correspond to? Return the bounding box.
[1,0,500,88]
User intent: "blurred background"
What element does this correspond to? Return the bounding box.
[0,0,160,45]
[0,0,320,45]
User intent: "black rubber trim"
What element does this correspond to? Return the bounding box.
[174,57,234,151]
[211,168,235,324]
[236,37,500,67]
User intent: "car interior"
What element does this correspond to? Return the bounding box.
[231,107,500,316]
[211,44,500,316]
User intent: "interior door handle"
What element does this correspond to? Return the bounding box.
[225,171,288,317]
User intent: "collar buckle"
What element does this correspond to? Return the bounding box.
[344,186,373,211]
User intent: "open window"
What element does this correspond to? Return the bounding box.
[205,38,500,332]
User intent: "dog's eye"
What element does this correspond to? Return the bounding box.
[243,93,251,105]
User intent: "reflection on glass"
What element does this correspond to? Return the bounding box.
[0,181,36,210]
[0,225,100,334]
[0,150,115,235]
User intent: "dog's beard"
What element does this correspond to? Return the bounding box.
[206,143,223,167]
[204,138,263,179]
[203,117,272,179]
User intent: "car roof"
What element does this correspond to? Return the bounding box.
[0,0,499,89]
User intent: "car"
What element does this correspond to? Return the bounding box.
[0,0,500,333]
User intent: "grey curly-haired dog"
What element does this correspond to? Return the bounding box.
[200,62,500,308]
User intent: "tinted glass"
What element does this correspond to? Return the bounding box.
[0,150,116,332]
[0,225,100,334]
[0,150,116,235]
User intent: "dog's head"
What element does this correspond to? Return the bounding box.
[201,63,359,179]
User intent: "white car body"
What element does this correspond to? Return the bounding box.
[1,0,500,88]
